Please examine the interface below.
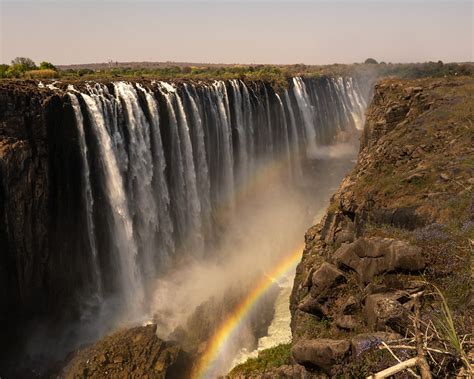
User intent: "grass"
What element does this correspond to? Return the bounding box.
[430,283,473,375]
[228,343,292,377]
[25,69,58,79]
[337,349,400,378]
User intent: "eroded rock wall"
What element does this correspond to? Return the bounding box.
[289,76,473,377]
[0,82,98,372]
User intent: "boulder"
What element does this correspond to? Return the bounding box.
[292,338,350,374]
[310,263,346,299]
[298,295,328,316]
[364,292,411,334]
[333,237,425,284]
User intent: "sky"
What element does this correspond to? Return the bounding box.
[1,0,472,65]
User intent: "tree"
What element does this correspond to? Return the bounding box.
[364,58,378,64]
[6,66,22,78]
[39,61,57,71]
[10,57,37,71]
[0,64,9,78]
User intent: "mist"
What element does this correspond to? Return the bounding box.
[146,144,358,375]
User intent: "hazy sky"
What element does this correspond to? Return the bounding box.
[1,1,472,65]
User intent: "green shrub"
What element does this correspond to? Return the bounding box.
[0,64,9,78]
[39,61,57,71]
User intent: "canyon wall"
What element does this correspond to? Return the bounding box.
[0,77,367,371]
[284,76,473,378]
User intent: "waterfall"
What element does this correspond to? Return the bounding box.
[68,92,102,304]
[173,86,203,254]
[274,93,291,175]
[79,89,144,315]
[292,77,318,157]
[213,81,235,207]
[183,84,212,239]
[66,76,367,321]
[229,80,249,183]
[283,90,304,181]
[136,83,175,262]
[113,82,160,281]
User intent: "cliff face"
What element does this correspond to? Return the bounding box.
[288,76,473,377]
[0,82,50,319]
[0,82,97,369]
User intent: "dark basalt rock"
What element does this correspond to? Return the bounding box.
[310,262,346,299]
[59,324,191,379]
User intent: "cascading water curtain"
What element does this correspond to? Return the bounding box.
[67,77,366,319]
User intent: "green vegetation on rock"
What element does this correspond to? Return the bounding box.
[228,343,292,377]
[1,57,472,88]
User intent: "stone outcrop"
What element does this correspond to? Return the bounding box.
[333,237,425,284]
[60,324,191,379]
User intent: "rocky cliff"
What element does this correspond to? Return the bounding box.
[289,76,473,377]
[59,324,191,379]
[231,76,473,378]
[0,81,98,373]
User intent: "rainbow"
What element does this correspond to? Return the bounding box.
[192,244,304,379]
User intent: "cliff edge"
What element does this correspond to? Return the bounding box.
[232,76,473,378]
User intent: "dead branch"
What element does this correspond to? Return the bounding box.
[413,292,433,379]
[367,357,420,379]
[379,344,454,356]
[379,341,420,378]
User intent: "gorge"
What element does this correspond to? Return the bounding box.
[0,75,369,377]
